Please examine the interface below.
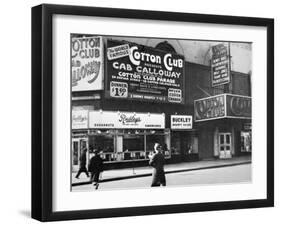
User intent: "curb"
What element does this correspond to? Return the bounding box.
[72,161,251,187]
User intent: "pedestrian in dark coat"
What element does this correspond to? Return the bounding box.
[88,150,104,189]
[75,148,89,179]
[149,143,166,187]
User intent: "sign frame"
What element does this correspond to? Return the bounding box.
[89,110,165,129]
[71,35,104,92]
[194,94,252,122]
[210,43,231,87]
[104,39,186,104]
[170,115,193,130]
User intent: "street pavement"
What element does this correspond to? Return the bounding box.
[72,156,251,187]
[72,164,251,191]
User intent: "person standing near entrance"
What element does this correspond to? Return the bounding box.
[75,148,89,179]
[88,149,104,190]
[149,143,166,187]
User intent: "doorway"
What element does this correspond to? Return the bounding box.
[72,138,88,171]
[218,133,232,159]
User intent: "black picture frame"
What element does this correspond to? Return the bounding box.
[31,4,274,222]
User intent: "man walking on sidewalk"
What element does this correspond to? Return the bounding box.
[88,149,104,190]
[149,143,166,187]
[75,148,89,179]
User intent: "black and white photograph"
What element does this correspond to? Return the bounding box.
[0,0,278,225]
[71,34,252,192]
[30,3,273,221]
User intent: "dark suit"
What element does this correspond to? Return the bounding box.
[149,152,166,186]
[75,151,89,178]
[88,155,104,183]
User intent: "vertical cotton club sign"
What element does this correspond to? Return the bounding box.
[71,36,104,91]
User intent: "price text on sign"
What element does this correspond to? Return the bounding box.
[110,81,128,98]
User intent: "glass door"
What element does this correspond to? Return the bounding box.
[241,131,252,152]
[219,133,232,159]
[72,139,79,171]
[72,138,88,171]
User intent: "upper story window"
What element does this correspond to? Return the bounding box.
[155,41,177,54]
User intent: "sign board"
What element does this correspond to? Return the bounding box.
[89,111,165,129]
[105,40,185,104]
[194,94,251,122]
[226,95,251,118]
[194,95,226,121]
[171,115,193,130]
[211,43,230,87]
[71,36,104,91]
[72,110,88,129]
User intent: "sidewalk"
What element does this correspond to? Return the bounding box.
[72,156,251,186]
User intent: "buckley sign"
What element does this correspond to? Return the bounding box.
[105,39,185,104]
[71,36,104,91]
[89,111,165,129]
[194,94,251,122]
[171,115,193,130]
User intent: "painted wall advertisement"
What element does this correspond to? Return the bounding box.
[71,36,103,91]
[194,94,251,121]
[211,43,230,87]
[105,40,185,104]
[171,115,193,130]
[89,111,165,129]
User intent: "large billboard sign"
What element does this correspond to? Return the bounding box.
[105,40,185,104]
[71,36,104,91]
[194,94,251,122]
[211,43,230,87]
[89,111,165,129]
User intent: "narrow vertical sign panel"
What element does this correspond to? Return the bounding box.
[211,43,230,87]
[71,36,104,91]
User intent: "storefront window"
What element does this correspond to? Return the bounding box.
[171,132,181,155]
[146,132,167,156]
[123,132,145,160]
[88,131,115,162]
[87,129,170,162]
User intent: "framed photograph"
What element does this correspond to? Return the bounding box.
[31,4,274,221]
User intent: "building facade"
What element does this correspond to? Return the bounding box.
[71,35,252,171]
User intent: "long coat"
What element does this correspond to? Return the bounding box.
[149,152,166,186]
[88,155,104,183]
[88,155,104,173]
[79,152,87,167]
